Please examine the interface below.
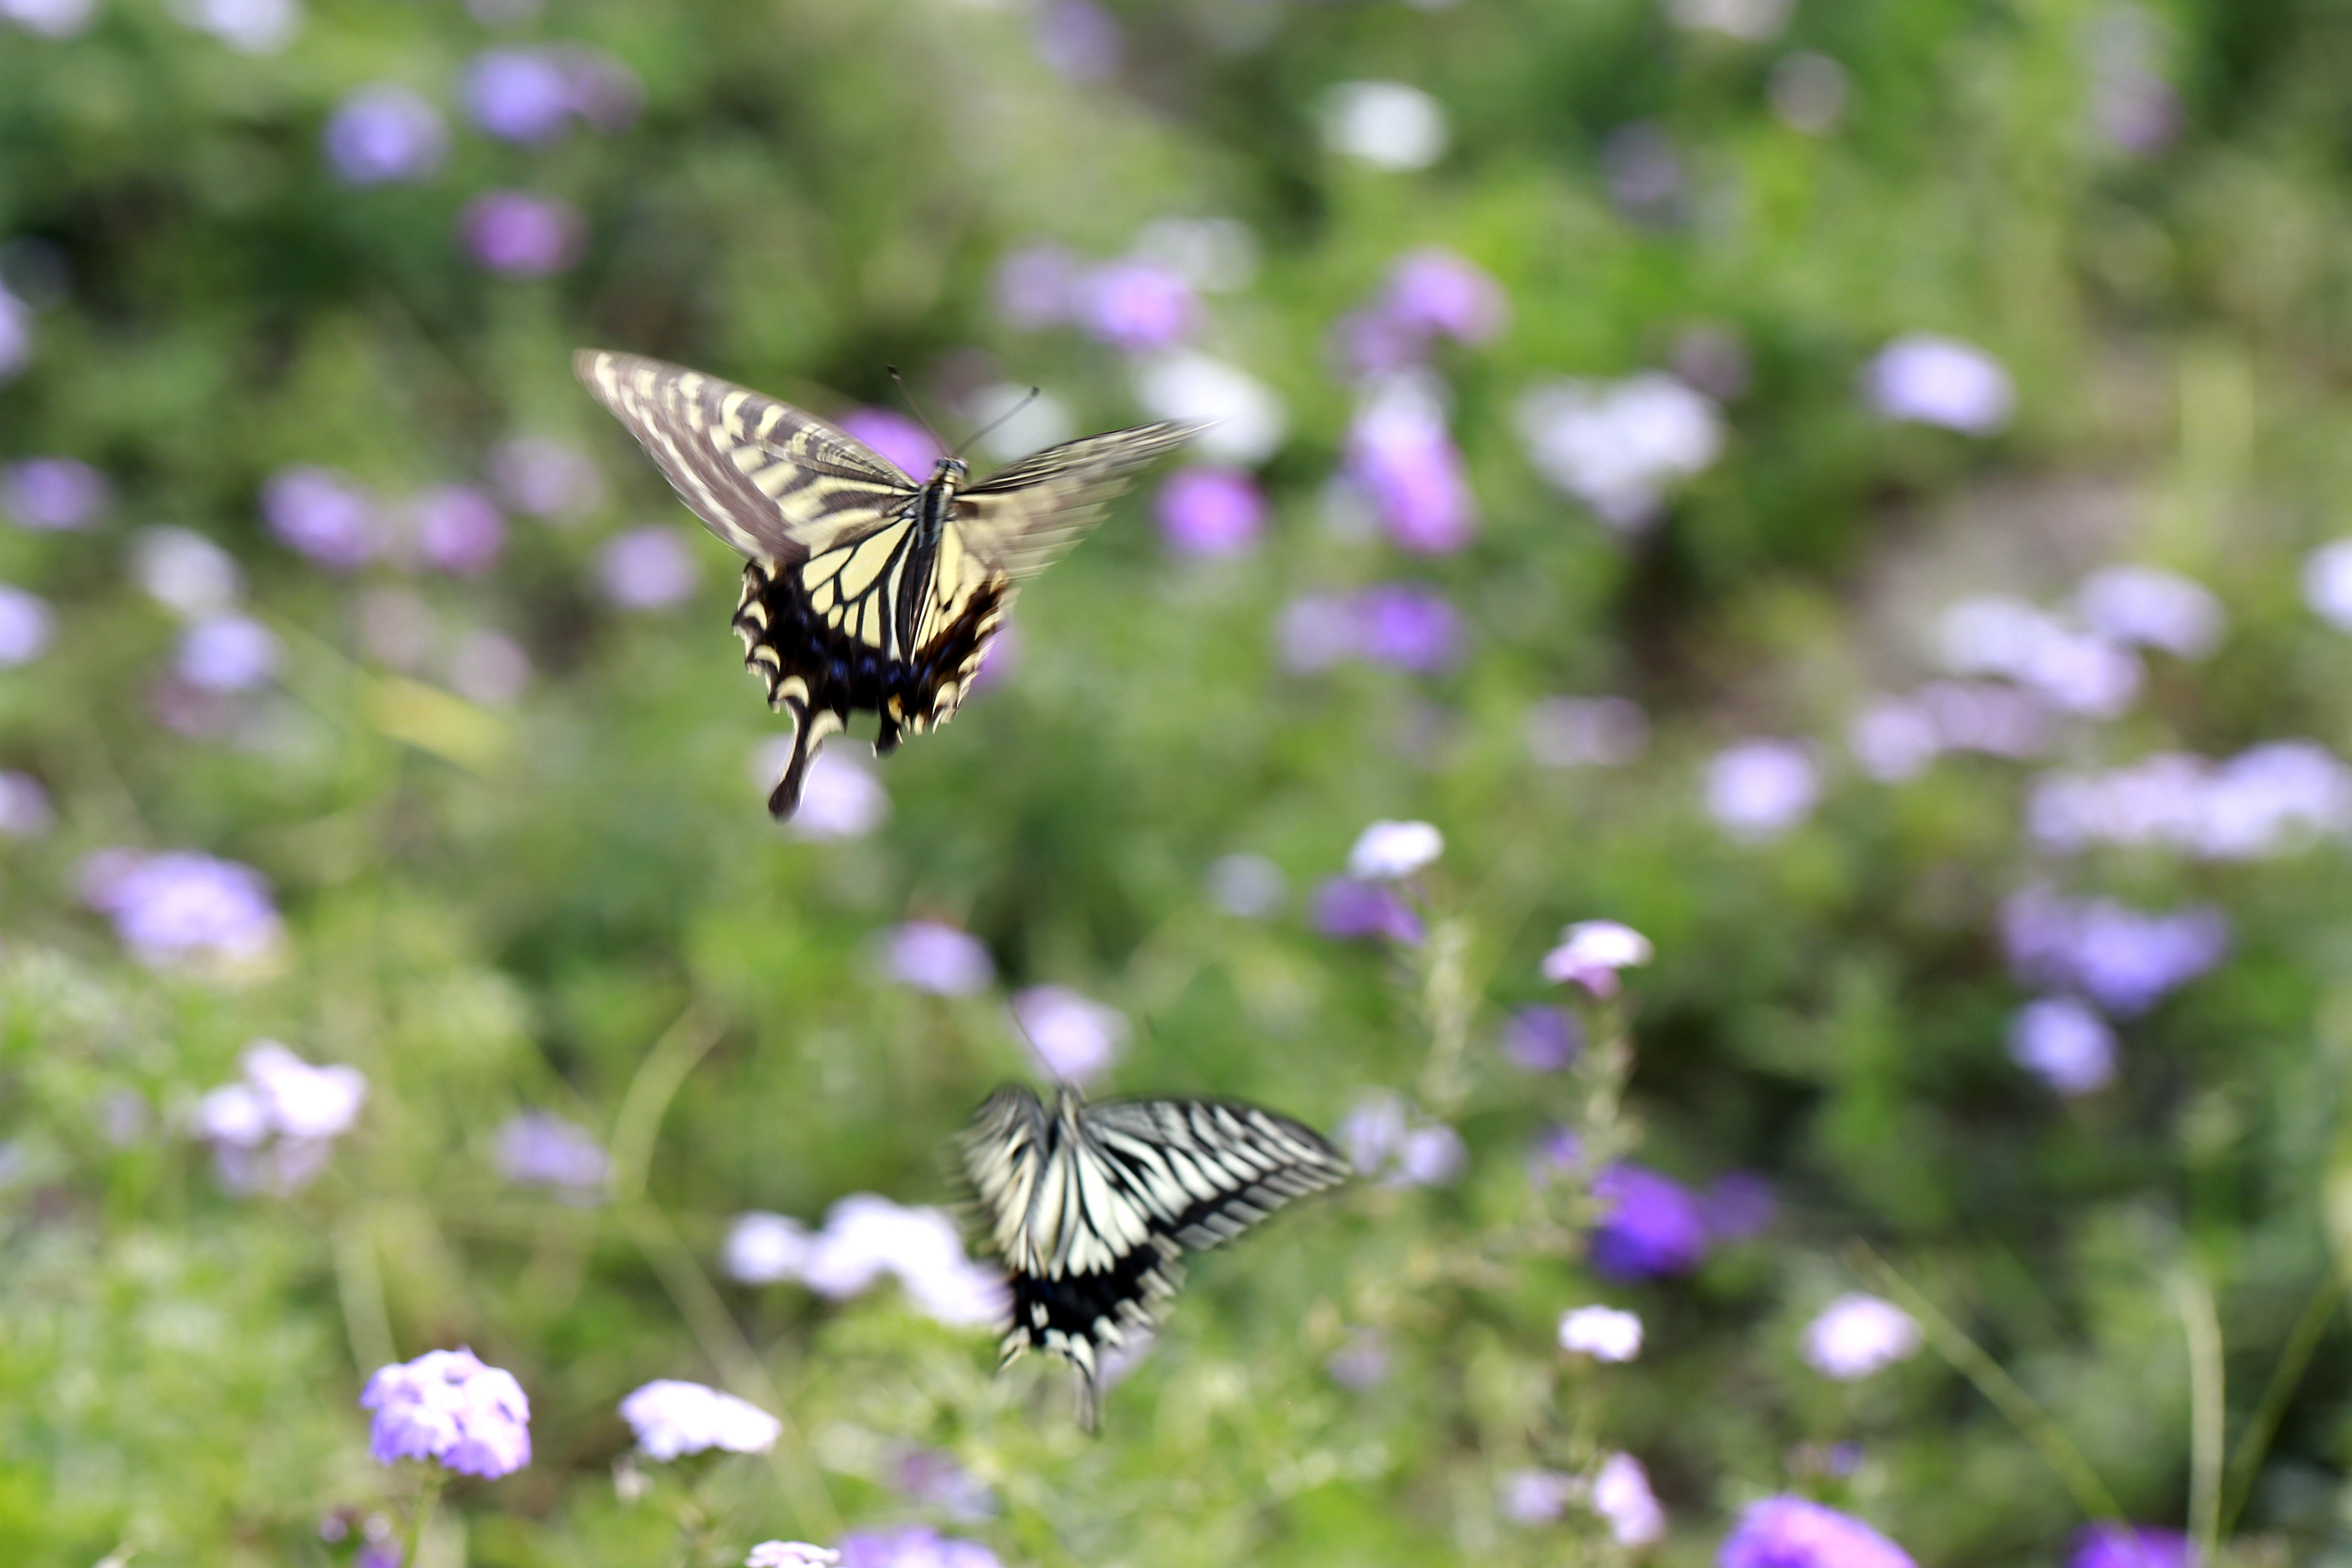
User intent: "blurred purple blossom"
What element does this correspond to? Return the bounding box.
[197,1042,366,1194]
[1589,1163,1709,1279]
[410,485,507,575]
[723,1212,813,1286]
[1526,695,1650,768]
[2075,564,2223,658]
[1701,1173,1776,1240]
[1720,1497,1917,1568]
[491,437,603,520]
[2029,743,2352,859]
[464,48,567,142]
[2070,1525,2193,1568]
[1592,1452,1665,1546]
[362,1348,531,1479]
[1338,249,1505,377]
[1848,699,1941,783]
[1502,1005,1582,1071]
[1937,595,2141,716]
[1009,985,1128,1083]
[461,190,584,276]
[1340,1092,1461,1187]
[2000,884,2228,1016]
[0,284,27,382]
[893,1446,995,1521]
[2087,10,2180,156]
[1345,379,1475,552]
[263,467,380,570]
[495,1111,610,1198]
[1515,373,1721,530]
[836,409,944,480]
[2,456,107,530]
[1851,681,2053,781]
[968,619,1018,692]
[0,771,51,837]
[177,614,279,693]
[885,921,994,995]
[837,1525,1001,1568]
[1801,1293,1921,1379]
[994,245,1080,329]
[1501,1469,1575,1524]
[1311,878,1424,944]
[620,1379,780,1461]
[1542,920,1653,997]
[1075,260,1196,353]
[2010,996,2118,1095]
[1358,584,1462,670]
[1340,1092,1406,1174]
[1601,122,1687,224]
[1,0,97,37]
[2305,539,2352,631]
[1325,1329,1390,1389]
[323,86,449,184]
[85,850,283,971]
[1033,0,1122,84]
[1706,739,1819,841]
[1863,335,2014,434]
[0,584,53,666]
[1155,468,1266,557]
[595,526,700,610]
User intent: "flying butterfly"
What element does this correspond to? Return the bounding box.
[956,1082,1352,1427]
[574,351,1202,818]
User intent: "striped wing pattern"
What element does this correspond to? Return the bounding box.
[959,421,1208,580]
[958,1085,1350,1424]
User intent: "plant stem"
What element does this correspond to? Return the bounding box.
[2220,1271,2339,1535]
[2173,1268,2225,1567]
[405,1468,445,1567]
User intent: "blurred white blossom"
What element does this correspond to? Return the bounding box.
[1664,0,1789,41]
[965,384,1074,462]
[134,528,242,618]
[1558,1304,1643,1361]
[1320,81,1448,170]
[1591,1452,1666,1546]
[2027,743,2352,859]
[2073,564,2223,659]
[1801,1294,1921,1379]
[1705,740,1819,841]
[2303,539,2352,631]
[1542,921,1653,996]
[1009,986,1128,1082]
[1516,374,1721,530]
[723,1211,813,1285]
[1346,819,1442,880]
[619,1380,780,1461]
[1206,852,1286,918]
[1863,334,2014,434]
[1134,351,1286,465]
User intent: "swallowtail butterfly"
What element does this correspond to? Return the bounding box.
[575,351,1201,818]
[958,1083,1351,1426]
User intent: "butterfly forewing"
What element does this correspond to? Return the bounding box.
[958,421,1208,579]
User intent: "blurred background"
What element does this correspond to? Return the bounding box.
[7,0,2352,1563]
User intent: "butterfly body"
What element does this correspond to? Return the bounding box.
[574,350,1202,818]
[958,1083,1351,1424]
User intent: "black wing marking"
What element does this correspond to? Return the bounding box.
[956,421,1206,579]
[575,350,916,564]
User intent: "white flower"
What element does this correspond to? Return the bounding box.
[1558,1304,1643,1362]
[1848,699,1942,783]
[1863,334,2014,434]
[2075,564,2224,659]
[1801,1292,1922,1380]
[746,1546,840,1568]
[798,1194,1010,1329]
[619,1379,782,1461]
[1010,986,1129,1082]
[1133,351,1287,465]
[1541,921,1654,997]
[1345,819,1443,880]
[788,750,890,841]
[1320,81,1448,171]
[194,1083,270,1149]
[1515,373,1721,530]
[2305,540,2352,632]
[1590,1450,1666,1546]
[241,1041,367,1140]
[1664,0,1789,41]
[722,1211,813,1286]
[134,527,242,617]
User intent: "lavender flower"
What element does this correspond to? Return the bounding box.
[1542,920,1653,997]
[495,1112,610,1197]
[1706,739,1819,841]
[1340,1092,1462,1187]
[410,485,506,575]
[1340,1092,1406,1174]
[785,749,890,841]
[1590,1163,1709,1279]
[995,245,1079,329]
[1848,699,1942,783]
[1936,594,2140,716]
[594,526,700,609]
[0,283,27,382]
[2070,1525,2193,1568]
[2010,996,2118,1095]
[793,1194,1007,1328]
[263,466,379,570]
[1398,1123,1467,1184]
[837,1525,1001,1568]
[461,191,583,276]
[1501,1469,1575,1524]
[1515,373,1721,530]
[177,614,279,693]
[1502,1005,1582,1071]
[1356,584,1461,671]
[361,1348,532,1479]
[1320,81,1448,170]
[2,456,107,530]
[1311,878,1424,944]
[490,437,602,520]
[747,1546,840,1568]
[195,1041,366,1196]
[323,86,448,184]
[2028,744,2352,860]
[1526,696,1650,768]
[2075,564,2223,659]
[1591,1452,1666,1546]
[465,48,574,142]
[1801,1293,1921,1379]
[723,1211,813,1286]
[835,409,944,480]
[1339,249,1505,375]
[2308,539,2352,631]
[1033,0,1122,85]
[619,1379,781,1461]
[86,850,283,970]
[1009,986,1128,1082]
[1325,1329,1390,1389]
[884,921,993,995]
[1558,1304,1642,1361]
[0,585,53,666]
[1133,351,1287,465]
[1346,819,1442,880]
[0,771,51,837]
[1720,1497,1916,1568]
[1155,468,1266,557]
[2001,885,2228,1016]
[1076,260,1196,353]
[1345,380,1475,553]
[1862,335,2013,434]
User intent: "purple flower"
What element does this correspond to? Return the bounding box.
[1311,878,1424,944]
[85,850,283,970]
[461,191,583,276]
[1503,1005,1582,1070]
[0,585,53,666]
[411,485,507,575]
[1589,1163,1708,1280]
[1009,986,1128,1082]
[995,245,1079,329]
[2075,565,2223,659]
[1592,1452,1666,1546]
[1526,695,1650,768]
[1701,1172,1776,1240]
[0,770,51,837]
[465,48,575,142]
[1345,382,1475,553]
[2070,1525,2193,1568]
[2010,996,2117,1095]
[1155,468,1265,557]
[323,86,449,184]
[1501,1469,1575,1524]
[1325,1329,1390,1389]
[361,1348,532,1479]
[1863,335,2014,435]
[2001,885,2228,1016]
[885,921,994,995]
[263,466,380,570]
[1720,1498,1916,1568]
[594,526,700,609]
[1033,0,1122,84]
[835,409,944,480]
[797,1194,1007,1327]
[195,1041,367,1193]
[1341,1092,1463,1187]
[1383,248,1505,345]
[1705,739,1819,841]
[0,284,28,382]
[837,1524,1001,1568]
[619,1379,780,1461]
[177,614,279,693]
[495,1111,610,1197]
[1356,584,1461,671]
[893,1446,996,1521]
[1075,260,1196,353]
[2,456,108,530]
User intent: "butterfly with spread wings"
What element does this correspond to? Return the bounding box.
[575,351,1203,817]
[957,1082,1352,1427]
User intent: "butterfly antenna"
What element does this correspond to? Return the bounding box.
[955,385,1041,461]
[885,365,951,459]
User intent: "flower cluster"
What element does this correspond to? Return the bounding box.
[361,1348,532,1479]
[618,1379,780,1461]
[2027,743,2352,859]
[192,1041,368,1194]
[721,1196,1007,1328]
[1340,1092,1465,1188]
[82,849,284,972]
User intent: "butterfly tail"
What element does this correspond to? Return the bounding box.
[766,701,846,819]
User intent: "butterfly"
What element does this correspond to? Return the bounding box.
[575,351,1203,818]
[956,1082,1352,1427]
